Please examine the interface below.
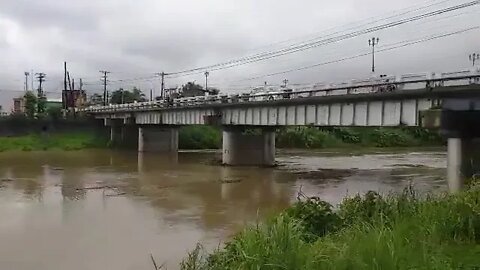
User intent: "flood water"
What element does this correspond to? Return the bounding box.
[0,148,446,270]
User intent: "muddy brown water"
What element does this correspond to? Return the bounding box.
[0,148,446,270]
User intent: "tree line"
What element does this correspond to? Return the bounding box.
[89,82,219,105]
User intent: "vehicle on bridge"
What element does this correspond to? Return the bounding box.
[249,85,294,101]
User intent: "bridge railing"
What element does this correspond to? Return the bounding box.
[80,68,480,113]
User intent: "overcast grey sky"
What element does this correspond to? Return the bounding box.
[0,0,479,110]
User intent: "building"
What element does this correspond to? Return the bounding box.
[62,90,87,109]
[13,97,25,114]
[12,96,64,114]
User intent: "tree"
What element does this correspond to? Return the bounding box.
[89,93,104,105]
[24,91,37,119]
[110,87,146,104]
[208,87,220,95]
[180,82,205,97]
[131,87,146,101]
[37,94,47,114]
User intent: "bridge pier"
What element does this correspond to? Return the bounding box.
[222,127,275,166]
[442,98,480,192]
[138,126,179,153]
[104,118,138,148]
[447,138,480,192]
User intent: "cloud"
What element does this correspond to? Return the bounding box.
[0,0,478,110]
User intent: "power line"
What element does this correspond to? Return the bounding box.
[166,0,479,77]
[230,26,479,82]
[243,0,456,54]
[70,0,478,87]
[78,1,477,86]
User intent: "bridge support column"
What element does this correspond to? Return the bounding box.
[442,98,480,192]
[222,127,275,166]
[447,138,480,192]
[138,126,178,153]
[107,120,123,146]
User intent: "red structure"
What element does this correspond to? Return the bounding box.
[63,90,86,109]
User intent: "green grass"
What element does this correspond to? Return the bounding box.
[181,186,480,269]
[179,126,222,149]
[0,126,442,152]
[277,127,443,148]
[0,132,108,152]
[176,126,443,150]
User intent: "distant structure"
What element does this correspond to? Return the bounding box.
[13,97,25,114]
[12,96,66,115]
[46,98,63,110]
[0,105,7,117]
[63,89,87,109]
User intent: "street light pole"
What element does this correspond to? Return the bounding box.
[24,72,29,92]
[469,53,479,67]
[368,37,380,73]
[204,71,210,95]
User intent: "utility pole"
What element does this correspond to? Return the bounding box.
[35,72,46,114]
[368,37,380,73]
[30,69,34,91]
[99,70,110,105]
[283,79,289,87]
[64,62,68,92]
[35,73,46,97]
[156,72,166,99]
[204,71,210,95]
[161,72,165,99]
[63,62,68,110]
[469,53,479,66]
[24,72,29,92]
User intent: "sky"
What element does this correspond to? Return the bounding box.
[0,0,479,110]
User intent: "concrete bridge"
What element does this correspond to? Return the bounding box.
[81,69,480,191]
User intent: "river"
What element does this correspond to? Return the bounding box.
[0,148,446,270]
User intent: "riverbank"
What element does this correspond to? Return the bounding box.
[0,132,108,152]
[0,126,442,152]
[180,126,443,149]
[181,185,480,269]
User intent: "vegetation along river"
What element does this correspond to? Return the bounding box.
[0,148,446,270]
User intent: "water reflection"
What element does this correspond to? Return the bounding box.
[0,149,447,270]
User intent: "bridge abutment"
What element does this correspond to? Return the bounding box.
[222,127,275,166]
[138,126,179,153]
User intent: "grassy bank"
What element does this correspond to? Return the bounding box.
[181,186,480,269]
[0,132,108,152]
[0,126,441,152]
[179,126,443,150]
[179,126,222,149]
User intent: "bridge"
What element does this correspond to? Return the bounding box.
[81,69,480,192]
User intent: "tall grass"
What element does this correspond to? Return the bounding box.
[177,126,443,150]
[181,186,480,269]
[179,126,222,149]
[0,132,108,152]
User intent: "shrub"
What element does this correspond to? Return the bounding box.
[181,186,480,269]
[368,128,413,147]
[285,196,340,242]
[179,126,221,149]
[331,128,361,144]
